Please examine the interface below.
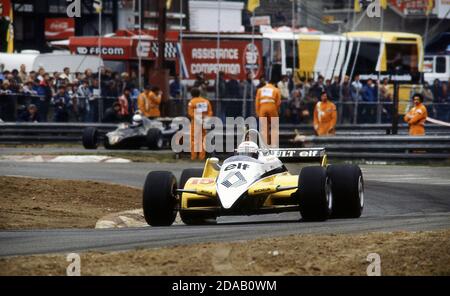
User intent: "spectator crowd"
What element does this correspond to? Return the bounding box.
[0,62,449,125]
[0,63,140,123]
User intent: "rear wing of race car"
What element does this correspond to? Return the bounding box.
[268,147,327,165]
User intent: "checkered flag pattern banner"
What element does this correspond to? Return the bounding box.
[150,42,178,58]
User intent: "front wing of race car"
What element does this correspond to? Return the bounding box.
[178,148,327,215]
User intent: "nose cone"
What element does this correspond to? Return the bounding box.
[217,170,249,209]
[216,159,265,209]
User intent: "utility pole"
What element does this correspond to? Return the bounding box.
[149,0,170,116]
[391,67,401,135]
[156,0,167,70]
[138,0,143,91]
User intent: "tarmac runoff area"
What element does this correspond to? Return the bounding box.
[0,153,449,275]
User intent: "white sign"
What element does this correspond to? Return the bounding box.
[436,0,450,19]
[189,1,245,32]
[250,16,271,26]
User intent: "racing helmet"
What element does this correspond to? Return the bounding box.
[236,141,259,159]
[132,114,143,126]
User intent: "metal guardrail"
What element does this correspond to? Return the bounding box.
[2,93,450,124]
[0,122,449,160]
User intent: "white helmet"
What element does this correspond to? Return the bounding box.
[132,114,143,126]
[236,141,259,158]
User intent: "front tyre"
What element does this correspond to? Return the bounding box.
[147,128,163,149]
[297,166,332,221]
[327,164,364,218]
[143,171,178,226]
[82,127,98,149]
[178,168,216,225]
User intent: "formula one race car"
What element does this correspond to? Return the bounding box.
[142,129,364,226]
[82,114,178,150]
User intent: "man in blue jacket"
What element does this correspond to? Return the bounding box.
[361,79,378,123]
[52,85,70,122]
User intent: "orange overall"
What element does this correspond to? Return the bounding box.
[313,100,337,136]
[138,91,161,118]
[404,103,427,136]
[255,83,281,146]
[188,96,213,160]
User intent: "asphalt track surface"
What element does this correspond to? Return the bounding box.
[0,160,449,257]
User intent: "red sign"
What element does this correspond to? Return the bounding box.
[0,0,12,17]
[390,0,432,15]
[45,18,75,40]
[180,40,263,80]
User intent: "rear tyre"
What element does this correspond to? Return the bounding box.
[327,164,364,218]
[143,171,178,226]
[103,136,116,150]
[147,128,163,150]
[179,168,216,225]
[82,127,98,149]
[297,166,332,221]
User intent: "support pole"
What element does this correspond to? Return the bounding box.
[391,68,400,135]
[98,8,102,122]
[179,0,185,115]
[149,0,170,116]
[157,0,167,70]
[377,6,384,124]
[138,0,143,91]
[216,0,222,117]
[249,9,255,118]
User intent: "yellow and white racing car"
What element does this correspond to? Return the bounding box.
[142,130,364,226]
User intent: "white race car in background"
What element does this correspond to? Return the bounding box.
[82,115,178,150]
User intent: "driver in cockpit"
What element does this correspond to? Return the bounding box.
[131,113,144,127]
[236,141,260,159]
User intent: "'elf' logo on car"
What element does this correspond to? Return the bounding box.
[224,163,250,171]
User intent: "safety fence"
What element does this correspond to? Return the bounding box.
[0,122,449,160]
[1,93,450,125]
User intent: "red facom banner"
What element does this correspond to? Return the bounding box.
[68,37,178,60]
[69,37,133,59]
[181,40,263,80]
[45,18,75,40]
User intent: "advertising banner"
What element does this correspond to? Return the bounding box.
[45,18,75,40]
[180,39,263,80]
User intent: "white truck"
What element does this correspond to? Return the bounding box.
[424,54,450,84]
[0,50,103,73]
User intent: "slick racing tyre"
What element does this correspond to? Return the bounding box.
[297,166,332,221]
[178,168,216,225]
[82,127,98,149]
[179,168,204,189]
[143,171,178,226]
[147,128,163,150]
[327,164,364,218]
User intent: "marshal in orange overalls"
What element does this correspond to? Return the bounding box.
[138,90,161,118]
[255,83,281,146]
[313,100,337,136]
[188,96,213,160]
[404,103,427,135]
